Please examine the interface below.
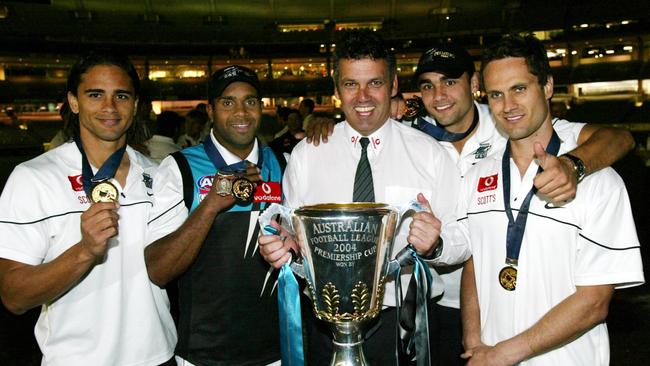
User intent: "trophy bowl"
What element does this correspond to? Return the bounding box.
[291,203,399,366]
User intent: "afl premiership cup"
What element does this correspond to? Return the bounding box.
[274,202,419,366]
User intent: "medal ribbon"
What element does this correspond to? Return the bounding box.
[263,225,304,366]
[203,134,263,173]
[73,136,127,197]
[415,105,479,142]
[392,245,433,366]
[502,131,560,264]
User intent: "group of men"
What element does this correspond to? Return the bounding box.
[0,28,643,366]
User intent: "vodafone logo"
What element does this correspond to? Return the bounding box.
[477,173,498,192]
[68,174,84,192]
[254,181,282,203]
[261,182,272,194]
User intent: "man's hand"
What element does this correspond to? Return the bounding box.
[305,116,335,146]
[79,202,120,261]
[390,95,407,120]
[462,344,511,366]
[533,142,577,203]
[258,220,298,269]
[243,162,263,184]
[408,193,442,257]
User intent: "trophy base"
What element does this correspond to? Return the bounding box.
[330,321,369,366]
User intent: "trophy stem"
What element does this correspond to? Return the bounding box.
[330,321,368,366]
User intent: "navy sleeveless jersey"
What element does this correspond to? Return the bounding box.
[175,143,283,366]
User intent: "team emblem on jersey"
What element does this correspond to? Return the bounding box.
[68,174,84,192]
[473,142,491,159]
[142,173,153,189]
[477,173,498,192]
[253,182,282,203]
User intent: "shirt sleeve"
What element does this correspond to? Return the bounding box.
[574,169,644,289]
[282,146,303,209]
[146,155,189,245]
[429,148,471,265]
[0,165,50,265]
[553,119,585,146]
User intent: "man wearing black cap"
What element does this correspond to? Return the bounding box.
[411,43,634,365]
[145,65,285,366]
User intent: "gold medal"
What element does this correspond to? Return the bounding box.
[90,180,119,203]
[215,172,234,197]
[499,266,517,291]
[232,177,254,201]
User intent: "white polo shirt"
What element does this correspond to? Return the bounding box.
[284,119,469,306]
[0,142,177,366]
[423,104,585,309]
[457,127,644,365]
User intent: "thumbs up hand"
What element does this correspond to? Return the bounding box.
[533,142,577,204]
[408,193,442,258]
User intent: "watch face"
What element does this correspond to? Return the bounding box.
[563,154,585,182]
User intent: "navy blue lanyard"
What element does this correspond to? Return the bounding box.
[415,105,479,142]
[73,136,127,197]
[202,134,263,173]
[502,131,560,264]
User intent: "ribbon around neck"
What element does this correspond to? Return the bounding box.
[502,131,561,264]
[73,136,126,197]
[203,134,262,173]
[415,105,479,142]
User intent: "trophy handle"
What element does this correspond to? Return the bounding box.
[387,199,428,273]
[259,203,306,278]
[395,199,428,231]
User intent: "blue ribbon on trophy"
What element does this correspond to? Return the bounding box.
[260,205,304,366]
[259,200,432,366]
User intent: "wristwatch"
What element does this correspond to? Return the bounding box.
[560,153,586,183]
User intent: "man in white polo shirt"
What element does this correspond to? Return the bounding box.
[0,53,177,365]
[459,34,644,366]
[409,43,634,365]
[259,29,468,366]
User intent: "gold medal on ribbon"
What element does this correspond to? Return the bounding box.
[499,266,517,291]
[90,179,120,203]
[232,177,254,202]
[215,172,234,197]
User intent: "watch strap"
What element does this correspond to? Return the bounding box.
[561,153,586,182]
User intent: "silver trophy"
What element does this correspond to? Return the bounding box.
[261,202,423,366]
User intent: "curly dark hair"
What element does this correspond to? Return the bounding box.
[61,51,147,145]
[332,29,396,90]
[480,34,551,88]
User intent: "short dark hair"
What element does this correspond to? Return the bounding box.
[156,111,183,138]
[333,30,396,89]
[61,51,146,145]
[277,106,299,122]
[185,108,209,124]
[300,98,315,113]
[480,34,551,88]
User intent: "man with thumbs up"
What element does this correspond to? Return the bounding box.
[459,34,644,366]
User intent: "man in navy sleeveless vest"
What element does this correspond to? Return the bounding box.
[146,65,284,366]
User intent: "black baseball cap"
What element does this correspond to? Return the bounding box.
[208,65,261,101]
[414,43,475,81]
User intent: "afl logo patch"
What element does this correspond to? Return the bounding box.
[197,175,214,194]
